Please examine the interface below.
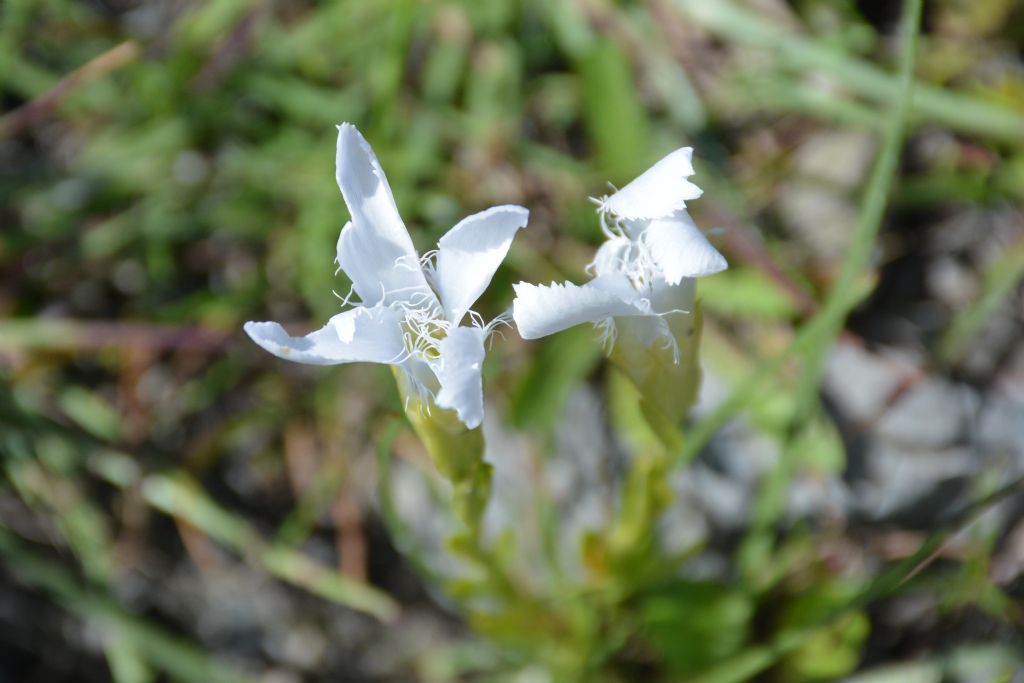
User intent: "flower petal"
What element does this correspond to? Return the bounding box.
[642,210,727,284]
[649,274,697,315]
[434,205,529,324]
[244,304,405,366]
[590,236,632,277]
[433,325,488,429]
[602,148,703,220]
[335,124,434,306]
[512,274,647,339]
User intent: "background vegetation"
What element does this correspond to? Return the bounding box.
[2,0,1023,681]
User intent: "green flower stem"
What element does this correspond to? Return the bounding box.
[401,403,491,536]
[392,369,490,538]
[391,369,522,603]
[606,454,671,574]
[602,302,705,601]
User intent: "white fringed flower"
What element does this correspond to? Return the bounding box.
[512,147,726,359]
[245,123,528,429]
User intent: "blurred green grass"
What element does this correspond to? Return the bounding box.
[2,0,1024,681]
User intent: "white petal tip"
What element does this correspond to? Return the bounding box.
[243,320,303,359]
[434,205,531,324]
[243,320,275,341]
[512,276,643,340]
[603,147,704,220]
[663,251,728,285]
[498,204,530,221]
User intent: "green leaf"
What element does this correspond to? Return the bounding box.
[105,629,156,683]
[937,237,1024,367]
[699,267,801,320]
[639,580,754,676]
[789,413,845,475]
[58,386,122,442]
[776,582,871,681]
[579,39,651,183]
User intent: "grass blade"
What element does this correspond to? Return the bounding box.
[674,0,1024,142]
[139,473,401,622]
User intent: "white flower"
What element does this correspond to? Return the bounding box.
[511,147,726,359]
[245,123,528,429]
